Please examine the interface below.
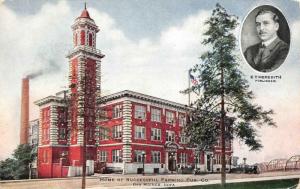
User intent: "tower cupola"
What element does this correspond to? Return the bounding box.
[71,3,99,49]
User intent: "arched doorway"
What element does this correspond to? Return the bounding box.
[165,142,179,173]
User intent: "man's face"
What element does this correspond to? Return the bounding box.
[255,12,279,42]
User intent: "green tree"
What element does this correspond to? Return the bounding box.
[185,3,276,187]
[0,144,36,180]
[0,158,16,180]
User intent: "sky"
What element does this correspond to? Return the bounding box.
[0,0,300,164]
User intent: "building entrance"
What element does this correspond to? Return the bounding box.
[168,152,176,172]
[207,154,211,172]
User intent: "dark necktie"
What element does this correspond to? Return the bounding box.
[254,44,266,65]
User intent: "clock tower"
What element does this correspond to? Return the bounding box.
[66,4,104,167]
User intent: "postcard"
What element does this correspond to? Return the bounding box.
[0,0,299,188]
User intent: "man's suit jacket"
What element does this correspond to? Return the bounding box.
[244,37,289,72]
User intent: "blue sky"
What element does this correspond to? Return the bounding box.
[0,0,300,164]
[5,0,300,40]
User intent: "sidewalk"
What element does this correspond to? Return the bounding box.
[88,173,300,189]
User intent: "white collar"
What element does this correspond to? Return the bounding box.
[262,35,278,47]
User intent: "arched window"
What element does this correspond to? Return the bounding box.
[80,30,85,45]
[74,33,78,46]
[89,33,93,47]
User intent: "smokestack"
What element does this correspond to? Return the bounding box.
[20,77,29,144]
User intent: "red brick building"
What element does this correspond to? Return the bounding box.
[34,7,232,178]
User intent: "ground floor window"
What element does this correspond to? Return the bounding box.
[98,151,107,162]
[134,150,145,163]
[179,153,188,165]
[151,151,161,163]
[112,149,122,163]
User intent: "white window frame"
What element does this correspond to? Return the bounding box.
[112,104,122,119]
[99,127,109,140]
[134,105,146,120]
[151,108,161,122]
[135,126,146,139]
[166,111,175,124]
[113,125,123,139]
[179,114,186,127]
[180,131,188,144]
[180,153,188,165]
[151,128,161,141]
[112,149,122,163]
[98,151,107,162]
[166,130,175,142]
[151,151,161,163]
[134,150,145,163]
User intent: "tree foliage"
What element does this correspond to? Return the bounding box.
[185,3,276,152]
[0,144,36,180]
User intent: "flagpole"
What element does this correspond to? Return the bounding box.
[188,69,191,106]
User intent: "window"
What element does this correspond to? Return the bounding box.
[151,151,161,163]
[112,104,122,118]
[88,33,93,47]
[112,150,122,163]
[215,154,221,164]
[59,128,66,140]
[151,108,161,122]
[134,150,145,162]
[215,138,230,148]
[180,131,187,144]
[113,125,122,139]
[99,109,108,121]
[80,30,85,45]
[43,128,49,141]
[99,127,109,140]
[166,130,175,142]
[166,111,175,124]
[195,154,201,164]
[98,151,107,162]
[151,128,161,141]
[179,114,186,127]
[179,153,188,165]
[74,33,78,46]
[135,126,146,139]
[134,105,146,120]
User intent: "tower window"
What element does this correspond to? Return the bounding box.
[74,33,78,46]
[80,30,85,45]
[89,33,93,47]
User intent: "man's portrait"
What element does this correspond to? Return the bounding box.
[241,5,290,73]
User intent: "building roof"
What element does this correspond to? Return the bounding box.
[99,90,189,111]
[77,3,92,20]
[34,95,66,106]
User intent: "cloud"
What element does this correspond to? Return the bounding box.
[0,1,72,159]
[93,9,211,100]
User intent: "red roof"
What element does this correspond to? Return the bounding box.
[79,9,91,19]
[78,3,92,20]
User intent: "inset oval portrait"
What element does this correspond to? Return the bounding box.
[241,5,290,73]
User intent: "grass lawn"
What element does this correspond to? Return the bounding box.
[168,179,299,189]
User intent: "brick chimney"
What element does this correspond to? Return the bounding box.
[20,77,29,144]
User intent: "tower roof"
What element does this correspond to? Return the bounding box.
[78,3,92,19]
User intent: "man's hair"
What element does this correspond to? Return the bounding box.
[256,9,279,23]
